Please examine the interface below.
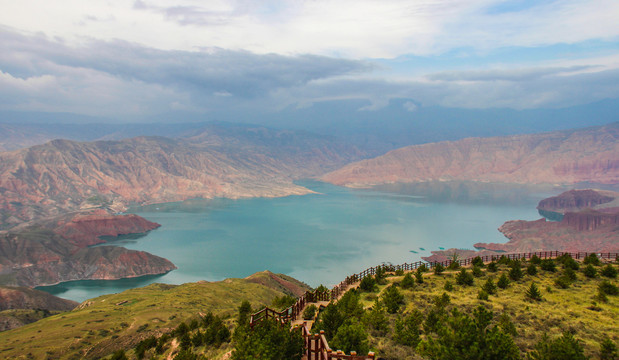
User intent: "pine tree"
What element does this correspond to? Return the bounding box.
[497,273,510,289]
[525,282,543,301]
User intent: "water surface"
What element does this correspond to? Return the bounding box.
[39,181,554,302]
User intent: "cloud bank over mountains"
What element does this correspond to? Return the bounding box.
[0,0,618,121]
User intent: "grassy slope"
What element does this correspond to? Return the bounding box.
[0,272,309,360]
[361,261,618,359]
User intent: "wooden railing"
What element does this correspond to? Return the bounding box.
[250,250,618,358]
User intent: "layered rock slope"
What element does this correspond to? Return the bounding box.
[0,124,363,227]
[322,122,619,187]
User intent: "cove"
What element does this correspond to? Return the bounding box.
[38,181,555,302]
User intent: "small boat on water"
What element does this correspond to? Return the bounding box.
[410,250,418,254]
[419,247,425,251]
[439,247,445,250]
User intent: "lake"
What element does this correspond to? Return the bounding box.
[38,181,556,302]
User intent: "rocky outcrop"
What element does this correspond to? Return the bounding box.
[53,210,160,247]
[322,122,619,187]
[0,286,77,311]
[562,209,619,231]
[0,212,175,287]
[537,189,617,213]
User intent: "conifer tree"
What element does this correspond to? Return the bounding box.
[525,282,543,301]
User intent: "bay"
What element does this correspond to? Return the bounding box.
[38,181,554,302]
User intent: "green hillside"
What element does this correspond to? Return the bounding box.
[0,271,309,360]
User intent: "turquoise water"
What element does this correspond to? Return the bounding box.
[38,181,552,302]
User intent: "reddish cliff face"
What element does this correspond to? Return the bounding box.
[53,211,160,247]
[322,122,619,187]
[537,189,616,213]
[0,212,175,287]
[562,210,619,231]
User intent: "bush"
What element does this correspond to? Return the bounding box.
[303,304,318,320]
[444,280,454,291]
[601,264,618,278]
[564,267,577,281]
[584,264,597,278]
[455,268,474,286]
[359,275,377,292]
[497,255,510,265]
[525,282,543,301]
[540,259,557,272]
[400,273,415,289]
[393,310,423,347]
[554,275,572,289]
[363,299,388,335]
[530,254,542,264]
[584,253,601,266]
[395,268,404,276]
[478,289,489,301]
[233,317,304,360]
[497,273,510,289]
[508,265,523,281]
[600,338,618,360]
[110,350,128,360]
[472,256,485,267]
[381,285,405,314]
[447,253,461,270]
[487,261,498,272]
[557,253,579,270]
[331,320,369,355]
[482,278,497,295]
[415,268,424,284]
[529,332,586,360]
[527,263,538,276]
[598,280,619,295]
[472,265,483,278]
[272,295,296,310]
[375,266,387,285]
[433,263,445,275]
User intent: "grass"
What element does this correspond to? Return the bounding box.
[357,260,618,359]
[0,272,308,359]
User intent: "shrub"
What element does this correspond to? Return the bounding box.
[554,275,572,289]
[530,254,542,264]
[529,332,586,360]
[359,275,377,292]
[303,304,318,320]
[601,264,618,278]
[375,266,387,285]
[583,264,597,278]
[447,253,461,270]
[400,273,415,289]
[497,273,510,289]
[233,317,304,360]
[363,300,388,335]
[444,280,454,291]
[584,253,601,266]
[382,285,405,314]
[433,263,445,275]
[478,289,489,301]
[455,268,474,286]
[487,261,498,272]
[527,263,538,276]
[415,268,424,284]
[508,265,523,281]
[600,337,618,360]
[540,259,557,272]
[564,267,577,281]
[393,310,423,347]
[472,256,485,267]
[482,277,497,295]
[272,295,296,310]
[497,255,510,265]
[598,280,619,295]
[331,320,369,355]
[525,282,543,301]
[418,263,429,272]
[110,350,128,360]
[395,268,404,276]
[472,265,483,278]
[556,253,579,270]
[594,290,609,303]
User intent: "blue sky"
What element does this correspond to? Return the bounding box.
[0,0,618,120]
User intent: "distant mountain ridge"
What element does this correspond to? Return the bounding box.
[322,122,619,187]
[0,124,364,228]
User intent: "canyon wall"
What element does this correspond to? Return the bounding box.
[322,122,619,187]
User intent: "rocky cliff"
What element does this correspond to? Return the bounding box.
[537,189,619,213]
[0,212,175,287]
[322,122,619,187]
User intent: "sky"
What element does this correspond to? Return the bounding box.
[0,0,618,122]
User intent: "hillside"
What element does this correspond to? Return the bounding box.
[322,122,619,187]
[0,286,78,331]
[0,271,310,359]
[0,124,364,228]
